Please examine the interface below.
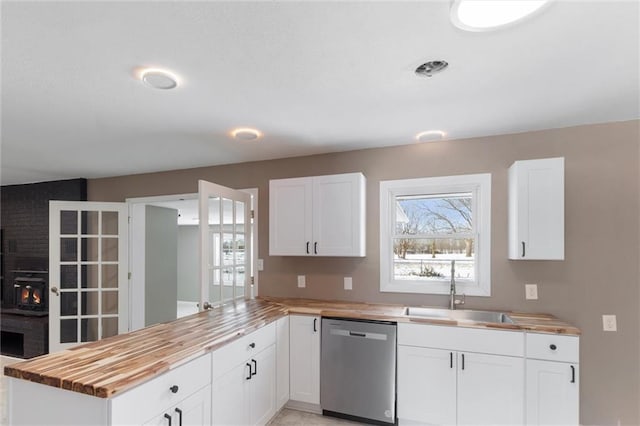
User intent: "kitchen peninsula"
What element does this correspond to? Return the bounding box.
[5,297,580,425]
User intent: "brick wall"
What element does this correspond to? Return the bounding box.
[1,179,87,307]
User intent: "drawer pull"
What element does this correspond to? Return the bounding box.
[164,413,172,426]
[550,344,557,351]
[169,385,179,394]
[249,342,256,349]
[175,408,183,426]
[570,365,576,383]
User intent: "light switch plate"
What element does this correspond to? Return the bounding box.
[297,275,306,288]
[257,259,264,271]
[602,314,617,331]
[344,277,352,290]
[525,284,538,300]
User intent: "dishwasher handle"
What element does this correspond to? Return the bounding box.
[329,328,388,341]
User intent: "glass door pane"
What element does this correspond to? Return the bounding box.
[49,201,128,353]
[198,180,251,310]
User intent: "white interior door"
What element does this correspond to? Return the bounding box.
[199,180,252,309]
[49,201,128,352]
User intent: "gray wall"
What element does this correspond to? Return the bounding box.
[89,120,640,425]
[145,205,178,326]
[177,225,199,302]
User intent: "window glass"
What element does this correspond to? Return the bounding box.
[380,174,491,296]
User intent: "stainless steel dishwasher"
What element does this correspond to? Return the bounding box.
[321,317,397,425]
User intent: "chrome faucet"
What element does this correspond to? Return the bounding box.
[449,260,465,310]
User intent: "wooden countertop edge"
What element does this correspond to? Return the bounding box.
[4,298,579,399]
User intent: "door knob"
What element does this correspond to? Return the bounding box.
[50,286,59,296]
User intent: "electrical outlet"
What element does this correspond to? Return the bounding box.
[344,277,352,290]
[525,284,538,300]
[257,259,264,271]
[297,275,306,288]
[602,314,617,331]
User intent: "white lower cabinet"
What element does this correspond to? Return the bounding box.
[397,346,456,425]
[143,385,212,426]
[211,322,277,426]
[111,354,213,426]
[289,314,321,406]
[525,333,579,425]
[457,352,524,425]
[398,323,525,425]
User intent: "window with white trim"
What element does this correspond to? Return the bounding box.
[380,174,491,296]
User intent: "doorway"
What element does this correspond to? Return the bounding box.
[127,189,258,331]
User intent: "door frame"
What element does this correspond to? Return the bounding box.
[126,189,259,330]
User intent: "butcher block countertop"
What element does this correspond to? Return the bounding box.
[4,297,579,398]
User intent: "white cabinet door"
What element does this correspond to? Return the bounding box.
[143,385,211,426]
[276,316,290,410]
[508,157,564,260]
[397,345,456,425]
[289,315,320,404]
[457,353,524,425]
[269,177,313,256]
[269,173,366,257]
[526,360,579,425]
[212,361,251,426]
[249,345,277,426]
[312,173,366,256]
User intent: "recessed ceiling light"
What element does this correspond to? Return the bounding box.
[450,0,550,32]
[139,68,179,90]
[231,128,263,141]
[416,130,446,143]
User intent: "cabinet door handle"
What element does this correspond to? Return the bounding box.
[246,362,252,380]
[522,241,526,257]
[570,365,576,383]
[164,413,172,426]
[461,353,465,370]
[175,408,183,426]
[306,242,310,254]
[313,318,317,332]
[450,352,453,369]
[314,242,318,254]
[252,359,257,376]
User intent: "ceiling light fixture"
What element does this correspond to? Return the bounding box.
[139,68,179,90]
[231,128,262,141]
[416,130,446,143]
[450,0,550,32]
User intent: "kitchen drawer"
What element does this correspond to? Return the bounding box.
[398,323,524,357]
[212,321,276,379]
[110,353,212,425]
[526,333,579,363]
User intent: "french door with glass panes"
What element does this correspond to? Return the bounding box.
[199,180,252,309]
[49,201,128,352]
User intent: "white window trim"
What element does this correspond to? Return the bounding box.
[379,173,491,296]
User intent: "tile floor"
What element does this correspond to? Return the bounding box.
[268,409,366,425]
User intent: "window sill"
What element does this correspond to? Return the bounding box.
[380,281,491,296]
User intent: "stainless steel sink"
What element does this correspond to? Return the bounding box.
[403,307,514,324]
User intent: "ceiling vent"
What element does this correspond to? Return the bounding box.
[415,60,449,77]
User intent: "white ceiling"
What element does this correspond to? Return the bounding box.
[2,1,638,185]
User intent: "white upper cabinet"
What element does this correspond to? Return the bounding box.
[269,172,366,257]
[508,157,564,260]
